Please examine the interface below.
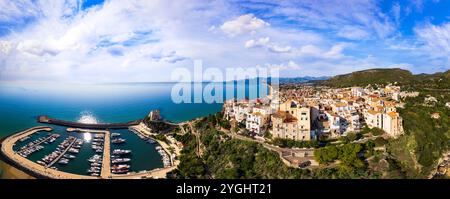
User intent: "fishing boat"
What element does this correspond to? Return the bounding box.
[58,158,69,165]
[112,158,131,164]
[63,154,76,159]
[36,160,46,166]
[68,148,79,154]
[87,168,100,173]
[19,136,30,142]
[111,164,130,170]
[112,138,126,144]
[111,133,121,137]
[111,168,129,174]
[91,163,101,167]
[112,149,132,155]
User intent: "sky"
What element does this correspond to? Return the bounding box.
[0,0,449,83]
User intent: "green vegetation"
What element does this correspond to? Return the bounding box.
[387,93,449,178]
[338,132,363,143]
[314,143,370,169]
[374,137,388,147]
[172,114,311,179]
[172,113,381,179]
[270,138,319,148]
[318,68,450,89]
[318,68,414,87]
[151,134,167,143]
[143,117,176,134]
[360,126,384,136]
[316,68,450,178]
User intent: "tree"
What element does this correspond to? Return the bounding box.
[338,143,365,169]
[374,137,387,147]
[314,145,338,164]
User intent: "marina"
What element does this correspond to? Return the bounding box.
[0,124,171,179]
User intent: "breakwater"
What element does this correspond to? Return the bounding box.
[38,116,142,129]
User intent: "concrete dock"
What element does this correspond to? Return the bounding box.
[67,128,111,178]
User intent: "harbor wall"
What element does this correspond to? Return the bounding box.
[0,132,51,179]
[38,116,142,129]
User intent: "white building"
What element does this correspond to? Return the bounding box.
[351,87,364,97]
[233,104,252,122]
[246,112,268,135]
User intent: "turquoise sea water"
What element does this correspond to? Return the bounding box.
[0,81,266,178]
[0,82,228,137]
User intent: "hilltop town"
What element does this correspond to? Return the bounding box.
[223,83,411,142]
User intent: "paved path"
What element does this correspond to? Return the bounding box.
[101,131,111,178]
[221,128,315,167]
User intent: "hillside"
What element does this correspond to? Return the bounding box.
[317,68,450,178]
[317,68,415,87]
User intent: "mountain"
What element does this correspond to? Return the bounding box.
[317,68,449,88]
[278,76,330,84]
[317,68,414,87]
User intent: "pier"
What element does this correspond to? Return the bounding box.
[17,131,54,154]
[38,116,142,129]
[67,128,111,178]
[45,138,77,168]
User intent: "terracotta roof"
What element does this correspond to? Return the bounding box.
[387,112,398,118]
[272,111,297,123]
[368,110,380,115]
[251,112,263,116]
[334,102,347,107]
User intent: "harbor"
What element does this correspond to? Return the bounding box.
[1,123,172,179]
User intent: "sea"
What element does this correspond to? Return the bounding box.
[0,81,267,178]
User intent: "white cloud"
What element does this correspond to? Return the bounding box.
[296,44,346,59]
[337,26,370,40]
[244,37,292,53]
[0,0,446,82]
[0,40,12,54]
[265,0,396,39]
[0,0,40,22]
[220,14,269,36]
[265,60,300,70]
[415,22,450,56]
[245,37,270,48]
[16,40,60,56]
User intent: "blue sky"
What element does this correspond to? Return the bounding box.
[0,0,449,82]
